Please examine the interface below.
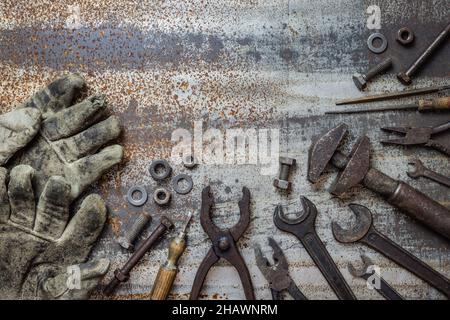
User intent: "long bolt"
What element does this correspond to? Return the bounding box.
[397,21,450,85]
[117,213,152,250]
[103,216,174,296]
[353,58,392,91]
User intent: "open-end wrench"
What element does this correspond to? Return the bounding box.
[273,197,356,300]
[332,204,450,298]
[408,159,450,188]
[348,254,403,300]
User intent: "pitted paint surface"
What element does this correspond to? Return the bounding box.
[0,0,449,299]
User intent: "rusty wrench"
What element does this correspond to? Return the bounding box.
[348,254,403,300]
[332,204,450,297]
[408,159,450,188]
[273,197,356,300]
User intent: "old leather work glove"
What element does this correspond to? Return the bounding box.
[0,74,123,299]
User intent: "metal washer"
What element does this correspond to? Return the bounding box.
[149,159,172,180]
[367,33,388,54]
[127,186,148,207]
[172,174,194,195]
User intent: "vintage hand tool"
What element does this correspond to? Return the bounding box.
[190,186,254,300]
[397,21,450,85]
[381,120,450,156]
[308,123,450,239]
[333,204,450,297]
[335,84,450,105]
[348,254,403,300]
[273,197,356,300]
[151,212,193,300]
[326,97,450,114]
[103,216,174,296]
[408,159,450,188]
[254,237,307,300]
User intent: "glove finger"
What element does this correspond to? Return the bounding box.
[0,108,41,165]
[0,167,10,223]
[43,258,109,299]
[69,145,123,200]
[53,116,121,162]
[8,165,36,228]
[34,176,71,238]
[58,194,107,260]
[21,74,86,119]
[42,94,107,141]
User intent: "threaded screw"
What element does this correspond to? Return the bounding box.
[117,213,152,250]
[353,58,392,91]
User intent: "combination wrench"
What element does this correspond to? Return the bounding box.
[408,159,450,188]
[332,204,450,298]
[273,197,356,300]
[348,254,403,300]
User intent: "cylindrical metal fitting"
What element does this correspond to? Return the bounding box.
[398,21,450,85]
[117,213,152,250]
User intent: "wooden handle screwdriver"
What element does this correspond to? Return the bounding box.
[326,96,450,114]
[150,212,193,300]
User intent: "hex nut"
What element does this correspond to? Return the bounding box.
[149,160,172,181]
[396,27,414,46]
[279,157,296,166]
[153,188,172,206]
[273,179,291,190]
[183,154,198,169]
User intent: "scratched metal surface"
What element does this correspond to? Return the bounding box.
[0,0,449,300]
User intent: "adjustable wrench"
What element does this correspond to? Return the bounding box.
[408,159,450,188]
[333,204,450,298]
[273,197,356,300]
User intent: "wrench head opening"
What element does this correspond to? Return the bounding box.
[348,254,374,277]
[273,197,317,235]
[332,203,373,243]
[308,123,348,183]
[407,159,425,179]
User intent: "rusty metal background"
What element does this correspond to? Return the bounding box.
[0,0,449,300]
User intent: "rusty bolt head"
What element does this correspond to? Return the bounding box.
[218,237,230,251]
[273,179,291,190]
[396,27,414,46]
[397,72,412,85]
[279,157,296,166]
[352,73,367,91]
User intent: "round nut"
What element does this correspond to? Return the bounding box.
[396,27,414,45]
[367,33,388,54]
[273,179,291,190]
[149,160,172,181]
[183,154,198,169]
[126,186,148,207]
[279,157,296,166]
[352,73,367,91]
[153,188,172,206]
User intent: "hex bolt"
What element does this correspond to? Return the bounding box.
[273,157,296,190]
[103,216,174,296]
[397,22,450,85]
[353,58,392,91]
[117,213,152,251]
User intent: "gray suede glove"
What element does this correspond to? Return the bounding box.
[0,108,41,165]
[0,74,123,299]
